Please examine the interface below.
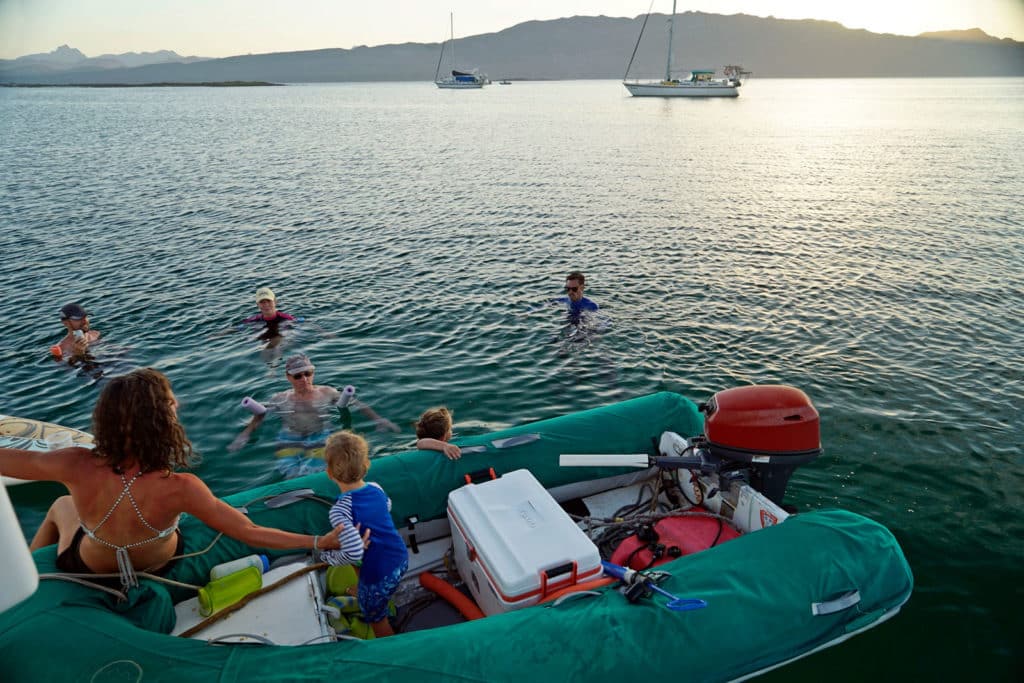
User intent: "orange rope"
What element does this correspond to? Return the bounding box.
[418,572,485,620]
[538,577,615,605]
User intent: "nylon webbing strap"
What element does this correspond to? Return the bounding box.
[812,590,860,615]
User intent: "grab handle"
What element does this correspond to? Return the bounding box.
[812,590,861,616]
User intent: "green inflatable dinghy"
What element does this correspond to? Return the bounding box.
[0,391,913,682]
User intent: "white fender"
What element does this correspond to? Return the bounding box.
[0,482,38,612]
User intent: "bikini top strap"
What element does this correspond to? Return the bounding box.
[81,471,143,539]
[81,472,179,550]
[121,472,175,537]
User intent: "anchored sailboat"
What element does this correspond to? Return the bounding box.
[434,13,488,89]
[623,1,749,98]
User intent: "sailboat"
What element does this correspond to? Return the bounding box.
[623,1,748,97]
[434,13,488,89]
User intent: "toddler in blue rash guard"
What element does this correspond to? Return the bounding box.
[321,431,408,637]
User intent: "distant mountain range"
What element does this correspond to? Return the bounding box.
[2,13,1021,85]
[1,44,208,76]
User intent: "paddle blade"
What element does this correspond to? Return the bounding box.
[559,454,650,468]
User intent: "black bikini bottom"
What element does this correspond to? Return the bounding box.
[56,527,186,578]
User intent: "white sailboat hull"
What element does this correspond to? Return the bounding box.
[434,13,487,91]
[435,80,485,89]
[622,0,748,99]
[624,81,739,98]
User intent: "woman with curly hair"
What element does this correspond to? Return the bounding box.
[0,368,344,590]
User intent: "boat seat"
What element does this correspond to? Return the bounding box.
[172,558,333,645]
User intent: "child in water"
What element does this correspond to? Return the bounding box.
[415,407,462,460]
[321,431,408,638]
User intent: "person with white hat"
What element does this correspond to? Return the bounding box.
[239,287,298,344]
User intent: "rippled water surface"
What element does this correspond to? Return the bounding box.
[1,78,1022,680]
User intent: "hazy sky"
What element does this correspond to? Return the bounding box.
[2,0,1022,59]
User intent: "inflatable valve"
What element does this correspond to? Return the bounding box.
[241,397,267,415]
[336,385,356,408]
[601,561,707,612]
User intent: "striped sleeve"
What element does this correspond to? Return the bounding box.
[321,496,364,565]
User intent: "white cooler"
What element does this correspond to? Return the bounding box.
[447,469,602,616]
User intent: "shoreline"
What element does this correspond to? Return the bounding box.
[1,81,282,88]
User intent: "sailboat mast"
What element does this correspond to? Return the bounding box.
[450,13,456,71]
[665,0,676,81]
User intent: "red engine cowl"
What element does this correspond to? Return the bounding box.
[704,385,821,459]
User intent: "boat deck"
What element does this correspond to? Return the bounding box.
[173,470,754,641]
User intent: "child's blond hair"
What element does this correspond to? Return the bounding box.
[416,407,452,440]
[324,431,370,484]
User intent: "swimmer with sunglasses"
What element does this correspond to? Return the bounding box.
[229,354,398,476]
[554,271,599,320]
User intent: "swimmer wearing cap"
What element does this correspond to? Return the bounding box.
[228,354,400,459]
[52,302,101,361]
[241,287,298,329]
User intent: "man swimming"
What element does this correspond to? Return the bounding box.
[554,271,599,321]
[53,302,101,361]
[228,354,399,477]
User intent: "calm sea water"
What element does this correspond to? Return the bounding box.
[1,78,1021,680]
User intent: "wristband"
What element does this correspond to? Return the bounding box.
[313,535,319,551]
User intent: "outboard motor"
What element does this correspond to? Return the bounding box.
[697,385,821,505]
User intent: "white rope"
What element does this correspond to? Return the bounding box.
[115,547,139,590]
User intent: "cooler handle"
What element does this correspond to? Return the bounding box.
[464,468,497,485]
[539,561,578,597]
